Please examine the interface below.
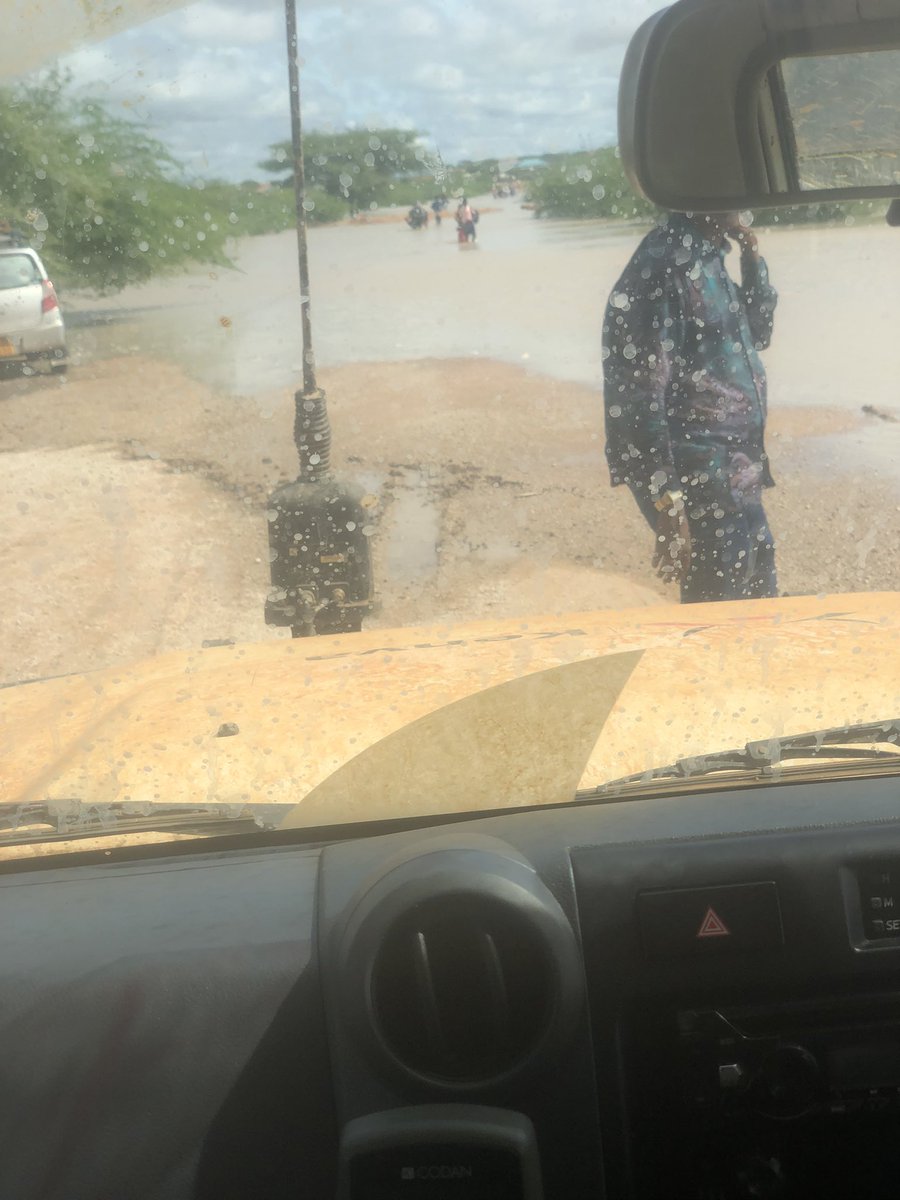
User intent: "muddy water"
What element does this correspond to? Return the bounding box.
[66,204,900,417]
[383,467,440,586]
[66,200,636,392]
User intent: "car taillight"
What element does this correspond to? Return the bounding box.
[41,280,59,313]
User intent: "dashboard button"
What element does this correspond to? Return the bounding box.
[856,865,900,939]
[638,882,783,958]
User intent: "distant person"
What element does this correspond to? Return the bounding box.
[456,197,477,243]
[406,202,428,230]
[431,196,445,226]
[602,212,779,603]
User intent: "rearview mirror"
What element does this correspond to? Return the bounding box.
[619,0,900,211]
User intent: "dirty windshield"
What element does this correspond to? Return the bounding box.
[2,0,899,847]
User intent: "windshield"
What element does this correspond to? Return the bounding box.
[2,0,899,850]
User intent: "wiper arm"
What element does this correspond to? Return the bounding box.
[0,800,287,848]
[578,719,900,802]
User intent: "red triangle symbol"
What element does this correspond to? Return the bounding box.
[696,906,730,938]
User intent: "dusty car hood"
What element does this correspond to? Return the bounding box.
[2,593,899,850]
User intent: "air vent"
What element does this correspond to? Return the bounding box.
[370,893,557,1084]
[334,844,584,1092]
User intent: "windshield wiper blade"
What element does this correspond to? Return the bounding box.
[0,800,287,848]
[578,719,900,802]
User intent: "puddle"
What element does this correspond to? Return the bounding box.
[382,467,440,584]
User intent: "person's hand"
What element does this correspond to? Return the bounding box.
[726,218,759,256]
[652,503,692,585]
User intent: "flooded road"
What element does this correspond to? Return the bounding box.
[5,203,900,684]
[65,202,900,414]
[66,199,634,393]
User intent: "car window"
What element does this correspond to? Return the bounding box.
[0,254,40,289]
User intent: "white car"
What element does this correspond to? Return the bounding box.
[0,242,67,373]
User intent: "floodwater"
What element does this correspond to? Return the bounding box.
[66,198,900,420]
[66,199,635,393]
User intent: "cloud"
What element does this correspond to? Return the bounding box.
[46,0,661,179]
[174,2,280,45]
[412,63,465,94]
[394,5,443,39]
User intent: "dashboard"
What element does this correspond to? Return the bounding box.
[7,774,900,1199]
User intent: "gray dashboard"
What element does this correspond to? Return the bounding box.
[5,776,900,1198]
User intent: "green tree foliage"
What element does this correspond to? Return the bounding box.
[523,145,883,228]
[260,128,426,213]
[0,72,234,292]
[502,149,887,235]
[526,147,657,220]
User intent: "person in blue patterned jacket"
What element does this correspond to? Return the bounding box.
[602,211,778,603]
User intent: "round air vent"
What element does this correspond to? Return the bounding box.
[371,894,555,1082]
[336,845,583,1091]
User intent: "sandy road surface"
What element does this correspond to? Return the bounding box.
[2,211,899,687]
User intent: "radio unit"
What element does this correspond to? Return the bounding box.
[627,991,900,1199]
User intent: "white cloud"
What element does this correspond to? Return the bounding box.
[44,0,663,179]
[174,3,280,45]
[412,63,465,93]
[394,5,442,39]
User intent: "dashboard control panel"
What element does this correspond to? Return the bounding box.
[855,863,900,940]
[315,777,900,1200]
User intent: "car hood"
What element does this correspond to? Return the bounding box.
[2,592,899,854]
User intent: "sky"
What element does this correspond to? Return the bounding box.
[45,0,663,181]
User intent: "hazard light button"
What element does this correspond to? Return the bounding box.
[638,882,783,958]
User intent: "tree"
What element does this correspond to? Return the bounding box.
[526,146,657,221]
[260,128,425,213]
[0,72,232,292]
